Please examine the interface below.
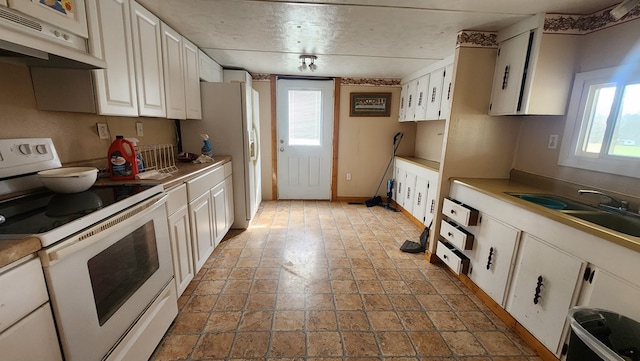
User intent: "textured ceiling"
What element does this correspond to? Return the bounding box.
[137,0,621,79]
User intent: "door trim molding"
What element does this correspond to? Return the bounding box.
[331,77,341,201]
[270,76,340,200]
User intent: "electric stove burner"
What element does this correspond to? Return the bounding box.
[0,184,162,246]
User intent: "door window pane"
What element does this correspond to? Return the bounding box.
[609,83,640,158]
[288,90,322,146]
[88,221,159,326]
[579,84,615,155]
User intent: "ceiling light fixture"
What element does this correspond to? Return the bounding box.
[610,0,640,20]
[298,55,317,72]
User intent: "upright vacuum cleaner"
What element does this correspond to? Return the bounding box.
[365,132,404,210]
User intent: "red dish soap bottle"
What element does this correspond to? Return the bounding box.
[108,135,139,180]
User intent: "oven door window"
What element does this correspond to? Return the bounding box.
[87,221,160,326]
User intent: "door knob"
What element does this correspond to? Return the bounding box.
[280,147,284,152]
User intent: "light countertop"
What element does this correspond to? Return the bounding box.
[452,177,640,254]
[0,156,232,268]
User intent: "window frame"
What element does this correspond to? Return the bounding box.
[558,65,640,178]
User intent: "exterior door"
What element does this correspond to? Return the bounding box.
[276,79,334,199]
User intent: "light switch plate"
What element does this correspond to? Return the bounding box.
[548,134,559,149]
[136,122,144,137]
[97,123,110,140]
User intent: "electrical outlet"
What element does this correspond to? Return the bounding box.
[548,134,559,149]
[136,122,144,137]
[97,123,110,140]
[346,173,352,181]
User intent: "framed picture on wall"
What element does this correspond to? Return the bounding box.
[350,92,392,117]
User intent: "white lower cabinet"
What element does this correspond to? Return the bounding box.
[186,162,234,274]
[466,215,520,306]
[506,233,584,354]
[394,157,439,226]
[166,184,194,296]
[0,256,62,361]
[576,266,640,324]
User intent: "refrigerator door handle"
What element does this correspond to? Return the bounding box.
[249,126,259,161]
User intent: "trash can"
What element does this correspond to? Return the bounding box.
[567,307,640,361]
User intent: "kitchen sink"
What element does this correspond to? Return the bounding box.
[560,210,640,237]
[508,193,597,211]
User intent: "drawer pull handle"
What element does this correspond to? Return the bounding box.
[533,275,543,305]
[447,232,453,237]
[443,254,448,260]
[486,247,494,270]
[502,65,510,90]
[450,209,456,214]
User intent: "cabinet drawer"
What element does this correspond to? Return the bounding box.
[442,198,479,226]
[186,166,225,202]
[436,240,470,275]
[166,184,187,216]
[0,257,49,334]
[224,161,232,177]
[440,219,474,250]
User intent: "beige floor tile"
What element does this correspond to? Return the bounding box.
[362,294,394,310]
[170,312,209,334]
[377,269,403,280]
[357,280,385,294]
[408,332,452,356]
[252,279,279,293]
[377,332,416,356]
[306,293,336,310]
[223,279,253,294]
[203,267,231,280]
[332,279,359,293]
[441,331,487,356]
[389,294,422,311]
[151,334,199,361]
[254,267,281,279]
[337,310,370,331]
[475,332,524,356]
[306,279,333,293]
[230,331,270,357]
[204,311,242,332]
[238,310,274,331]
[270,331,306,357]
[245,293,276,310]
[368,311,404,331]
[183,294,218,313]
[397,311,436,331]
[192,332,235,359]
[276,293,305,310]
[307,310,338,331]
[415,295,452,311]
[381,280,413,294]
[428,311,467,331]
[457,311,497,331]
[442,294,481,311]
[307,331,344,356]
[273,310,305,331]
[334,293,364,310]
[342,331,380,356]
[194,280,226,295]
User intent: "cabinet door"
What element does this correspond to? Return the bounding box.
[161,22,186,119]
[167,205,194,296]
[189,192,214,272]
[211,182,227,247]
[398,83,408,121]
[413,74,430,120]
[198,49,222,82]
[506,233,584,354]
[89,0,138,116]
[0,303,63,361]
[224,175,235,232]
[577,267,640,323]
[404,171,417,214]
[439,63,453,120]
[182,37,202,119]
[412,175,428,223]
[467,215,520,306]
[489,31,530,115]
[404,80,418,121]
[425,67,445,120]
[394,165,406,206]
[130,1,166,117]
[423,171,438,226]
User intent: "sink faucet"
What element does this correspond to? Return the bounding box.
[577,189,629,211]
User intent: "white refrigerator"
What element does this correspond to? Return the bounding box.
[180,82,261,229]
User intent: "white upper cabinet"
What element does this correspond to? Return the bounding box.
[198,49,223,82]
[86,0,138,116]
[182,37,201,119]
[130,1,166,118]
[425,66,445,120]
[161,22,186,119]
[399,55,454,122]
[489,13,578,115]
[412,74,430,121]
[439,63,453,120]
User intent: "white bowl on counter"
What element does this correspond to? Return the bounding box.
[37,167,99,193]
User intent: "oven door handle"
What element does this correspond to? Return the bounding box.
[45,194,168,263]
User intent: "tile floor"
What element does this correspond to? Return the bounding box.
[151,201,543,361]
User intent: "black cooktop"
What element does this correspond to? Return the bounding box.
[0,185,157,236]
